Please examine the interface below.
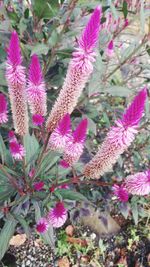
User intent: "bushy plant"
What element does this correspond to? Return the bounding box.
[0,0,149,260]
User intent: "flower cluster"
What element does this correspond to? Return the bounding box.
[36,202,67,233]
[48,114,88,166]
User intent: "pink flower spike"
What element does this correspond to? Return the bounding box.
[48,114,72,151]
[121,88,147,127]
[7,31,21,65]
[124,18,129,28]
[34,181,44,191]
[125,170,150,196]
[0,93,8,124]
[58,184,69,190]
[73,118,88,143]
[78,6,102,52]
[29,168,36,178]
[59,160,70,169]
[27,54,47,116]
[8,131,15,139]
[112,184,129,202]
[32,114,45,126]
[47,202,67,228]
[9,141,25,160]
[29,54,42,85]
[36,217,48,233]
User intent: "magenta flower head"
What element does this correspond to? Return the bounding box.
[36,217,48,234]
[32,114,45,126]
[125,170,150,196]
[112,184,129,202]
[27,54,47,117]
[8,130,16,140]
[0,93,8,124]
[59,160,70,169]
[84,88,147,179]
[106,40,114,58]
[48,114,72,151]
[64,118,88,165]
[9,140,25,160]
[6,31,28,136]
[46,6,101,132]
[34,181,44,191]
[47,202,67,228]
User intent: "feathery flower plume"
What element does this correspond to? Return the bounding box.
[84,88,147,178]
[27,54,47,116]
[47,202,67,228]
[64,118,88,165]
[112,184,129,202]
[32,114,45,126]
[46,6,102,132]
[9,140,25,160]
[0,93,8,123]
[6,31,28,136]
[36,217,48,233]
[48,114,72,151]
[125,170,150,196]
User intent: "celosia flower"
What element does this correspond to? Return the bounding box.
[8,130,15,140]
[106,40,114,58]
[64,118,88,165]
[32,114,45,126]
[48,114,72,151]
[0,93,8,124]
[58,184,69,190]
[47,202,67,228]
[9,140,25,160]
[34,181,44,191]
[27,54,47,116]
[125,170,150,196]
[112,184,129,202]
[84,88,147,178]
[29,168,36,178]
[36,217,48,233]
[6,31,28,136]
[59,160,70,169]
[46,6,102,132]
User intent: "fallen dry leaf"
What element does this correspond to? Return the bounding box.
[65,225,74,237]
[67,236,88,247]
[58,256,70,267]
[9,234,26,247]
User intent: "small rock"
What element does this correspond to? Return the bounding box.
[90,233,96,240]
[26,259,31,266]
[65,225,74,237]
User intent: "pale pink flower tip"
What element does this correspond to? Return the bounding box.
[121,88,147,127]
[29,54,42,85]
[79,6,102,52]
[73,118,88,143]
[29,168,36,178]
[125,170,150,196]
[8,31,21,65]
[112,184,129,202]
[36,217,48,233]
[0,93,8,124]
[8,131,15,139]
[32,114,45,126]
[34,181,44,191]
[47,202,67,228]
[48,114,72,151]
[9,141,25,160]
[59,160,70,169]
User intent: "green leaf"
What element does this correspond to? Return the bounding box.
[140,0,145,33]
[36,151,60,177]
[0,217,17,260]
[33,0,59,19]
[0,134,7,164]
[23,133,39,170]
[31,43,49,55]
[14,215,30,237]
[123,1,128,19]
[56,189,87,201]
[106,86,130,97]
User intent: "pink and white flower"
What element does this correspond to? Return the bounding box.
[112,184,129,202]
[0,93,8,124]
[47,202,67,228]
[34,181,44,191]
[125,170,150,196]
[32,114,45,126]
[36,217,49,233]
[48,114,72,151]
[9,140,25,160]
